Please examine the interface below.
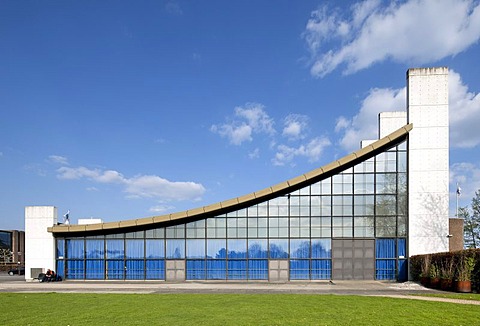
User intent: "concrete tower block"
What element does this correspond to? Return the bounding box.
[407,67,449,256]
[25,206,57,280]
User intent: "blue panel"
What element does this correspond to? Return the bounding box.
[86,260,105,279]
[376,239,396,258]
[269,239,288,259]
[398,259,408,282]
[397,239,406,257]
[227,260,247,279]
[186,239,205,258]
[66,260,84,279]
[227,239,247,259]
[126,240,144,259]
[67,239,84,259]
[207,260,226,279]
[376,259,396,280]
[56,260,65,278]
[126,260,144,279]
[166,239,185,259]
[106,240,124,259]
[146,260,165,280]
[311,259,331,280]
[86,240,104,259]
[56,239,65,258]
[311,239,331,258]
[186,260,206,280]
[290,259,310,280]
[106,260,124,280]
[146,240,165,259]
[290,240,310,258]
[248,260,268,280]
[207,239,227,259]
[248,239,268,258]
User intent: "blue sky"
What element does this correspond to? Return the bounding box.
[1,0,480,230]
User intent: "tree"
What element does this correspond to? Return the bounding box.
[0,248,13,265]
[460,190,480,249]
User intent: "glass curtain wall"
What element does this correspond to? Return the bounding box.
[56,142,407,281]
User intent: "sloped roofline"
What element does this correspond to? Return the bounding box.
[49,123,412,235]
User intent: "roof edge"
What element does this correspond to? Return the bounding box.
[49,123,412,234]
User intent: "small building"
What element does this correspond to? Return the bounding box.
[25,67,455,282]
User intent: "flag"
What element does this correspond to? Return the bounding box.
[456,184,461,196]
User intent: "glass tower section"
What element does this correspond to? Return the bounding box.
[56,141,407,281]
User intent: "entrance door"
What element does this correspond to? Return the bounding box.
[332,239,375,280]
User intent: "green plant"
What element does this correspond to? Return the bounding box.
[440,258,455,279]
[457,255,476,281]
[429,263,440,278]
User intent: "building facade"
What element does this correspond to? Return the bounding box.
[25,67,450,282]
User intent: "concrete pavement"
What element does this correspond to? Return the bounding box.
[1,273,479,305]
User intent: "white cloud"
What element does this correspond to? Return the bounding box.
[303,0,480,77]
[449,71,480,148]
[49,155,69,165]
[149,205,175,214]
[248,148,260,159]
[56,165,205,202]
[165,1,183,15]
[211,103,274,145]
[272,136,331,166]
[450,162,480,212]
[335,87,406,152]
[282,114,309,140]
[335,70,480,151]
[125,175,205,202]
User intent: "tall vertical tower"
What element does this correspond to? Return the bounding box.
[407,67,449,255]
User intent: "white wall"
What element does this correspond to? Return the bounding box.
[379,111,407,138]
[407,67,450,255]
[25,206,57,280]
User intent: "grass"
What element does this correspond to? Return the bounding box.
[1,293,479,325]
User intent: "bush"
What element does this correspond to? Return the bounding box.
[410,249,480,292]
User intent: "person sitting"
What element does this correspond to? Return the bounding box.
[42,269,53,282]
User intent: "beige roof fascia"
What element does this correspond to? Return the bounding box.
[49,123,411,234]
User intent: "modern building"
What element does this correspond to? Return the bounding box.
[25,67,452,282]
[0,230,25,266]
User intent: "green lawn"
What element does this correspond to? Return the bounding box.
[1,293,479,325]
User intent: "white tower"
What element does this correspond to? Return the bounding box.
[407,67,449,255]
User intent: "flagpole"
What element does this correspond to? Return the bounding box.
[456,183,460,218]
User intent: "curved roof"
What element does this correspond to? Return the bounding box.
[49,123,412,235]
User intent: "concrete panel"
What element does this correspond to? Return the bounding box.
[166,261,176,269]
[279,260,289,270]
[269,260,279,269]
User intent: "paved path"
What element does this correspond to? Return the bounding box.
[0,276,478,305]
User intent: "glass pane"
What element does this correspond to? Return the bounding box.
[227,239,247,258]
[86,240,104,259]
[207,239,226,259]
[269,239,288,259]
[248,239,268,258]
[166,239,185,259]
[311,239,331,258]
[290,239,310,258]
[67,239,84,259]
[106,240,124,259]
[126,240,144,259]
[186,239,205,259]
[146,240,164,259]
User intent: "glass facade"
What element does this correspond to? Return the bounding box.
[56,142,407,281]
